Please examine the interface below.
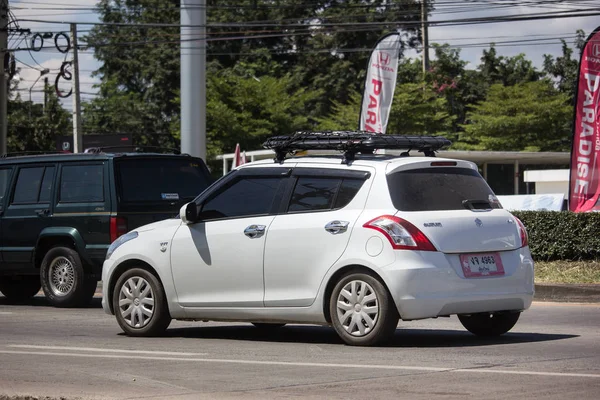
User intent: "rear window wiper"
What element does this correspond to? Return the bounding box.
[462,199,492,210]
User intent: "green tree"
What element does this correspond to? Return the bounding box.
[316,82,454,137]
[543,30,586,101]
[460,80,571,152]
[7,89,72,153]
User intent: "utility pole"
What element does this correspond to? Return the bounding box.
[421,0,430,74]
[0,0,8,156]
[180,0,206,160]
[70,23,82,153]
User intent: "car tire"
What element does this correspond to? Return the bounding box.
[458,312,521,337]
[40,246,97,308]
[252,323,286,329]
[0,276,41,301]
[329,272,399,346]
[112,268,171,337]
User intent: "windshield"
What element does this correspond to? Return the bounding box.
[386,167,501,211]
[117,158,211,203]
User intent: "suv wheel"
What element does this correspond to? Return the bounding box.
[0,276,41,301]
[113,268,171,337]
[329,272,398,346]
[40,247,97,307]
[458,312,521,337]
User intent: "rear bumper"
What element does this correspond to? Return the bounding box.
[380,248,534,320]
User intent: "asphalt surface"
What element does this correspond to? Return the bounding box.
[0,295,599,400]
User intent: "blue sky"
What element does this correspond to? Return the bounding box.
[10,1,600,107]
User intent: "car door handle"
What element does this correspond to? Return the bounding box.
[36,209,50,217]
[244,224,266,239]
[325,220,349,234]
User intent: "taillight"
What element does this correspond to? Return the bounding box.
[363,215,437,251]
[514,217,528,248]
[110,217,128,243]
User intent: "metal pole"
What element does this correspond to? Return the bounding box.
[70,23,82,153]
[0,0,8,156]
[421,0,429,74]
[180,0,206,160]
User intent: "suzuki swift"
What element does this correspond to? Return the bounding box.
[102,132,534,346]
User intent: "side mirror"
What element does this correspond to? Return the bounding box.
[180,202,198,224]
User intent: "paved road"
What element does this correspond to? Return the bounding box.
[0,296,599,400]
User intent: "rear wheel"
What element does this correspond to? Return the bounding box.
[458,312,521,337]
[40,246,97,308]
[0,276,41,301]
[113,268,171,337]
[329,272,398,346]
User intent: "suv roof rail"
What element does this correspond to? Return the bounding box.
[83,145,185,155]
[1,151,68,158]
[263,131,452,164]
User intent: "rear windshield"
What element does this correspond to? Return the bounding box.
[387,167,501,211]
[117,158,211,203]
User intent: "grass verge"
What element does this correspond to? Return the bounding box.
[535,261,600,284]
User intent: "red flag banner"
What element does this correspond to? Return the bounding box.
[569,27,600,212]
[358,32,402,134]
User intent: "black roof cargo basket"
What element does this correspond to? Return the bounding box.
[263,131,452,163]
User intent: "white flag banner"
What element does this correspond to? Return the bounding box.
[358,32,402,134]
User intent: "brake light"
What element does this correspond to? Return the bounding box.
[363,215,436,251]
[514,217,528,247]
[110,217,128,242]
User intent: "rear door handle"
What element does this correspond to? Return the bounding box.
[325,220,349,234]
[36,209,50,217]
[244,224,266,239]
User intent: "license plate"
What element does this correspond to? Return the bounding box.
[459,253,505,278]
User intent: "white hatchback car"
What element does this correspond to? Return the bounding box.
[102,133,534,346]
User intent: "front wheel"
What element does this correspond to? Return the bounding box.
[0,276,41,301]
[329,272,398,346]
[40,247,97,308]
[113,268,171,337]
[458,312,521,337]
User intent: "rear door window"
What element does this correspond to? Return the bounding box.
[287,176,366,213]
[387,167,500,211]
[117,158,211,204]
[11,166,57,204]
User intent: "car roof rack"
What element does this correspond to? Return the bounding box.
[83,145,184,155]
[263,131,452,164]
[1,151,67,158]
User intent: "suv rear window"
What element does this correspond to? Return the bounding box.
[387,167,500,211]
[117,158,211,203]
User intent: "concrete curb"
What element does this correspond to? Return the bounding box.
[534,283,600,303]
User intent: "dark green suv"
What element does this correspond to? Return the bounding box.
[0,151,212,307]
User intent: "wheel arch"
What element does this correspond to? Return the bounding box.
[322,264,395,324]
[35,228,90,269]
[106,259,162,315]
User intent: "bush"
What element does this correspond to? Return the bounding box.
[512,211,600,261]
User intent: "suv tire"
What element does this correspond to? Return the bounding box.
[329,272,398,346]
[113,268,171,337]
[458,312,521,337]
[40,247,97,308]
[0,276,41,301]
